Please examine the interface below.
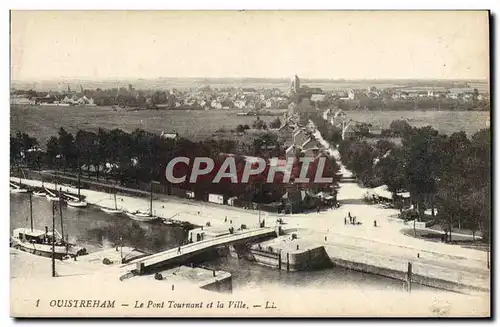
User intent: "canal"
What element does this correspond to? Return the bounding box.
[10,193,430,293]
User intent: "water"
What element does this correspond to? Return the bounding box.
[9,194,187,254]
[10,194,431,292]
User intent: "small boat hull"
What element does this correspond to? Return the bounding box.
[10,237,87,259]
[125,212,160,222]
[67,201,88,208]
[10,188,28,194]
[33,191,47,197]
[46,195,60,202]
[100,207,123,215]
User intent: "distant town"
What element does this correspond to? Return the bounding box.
[11,75,490,112]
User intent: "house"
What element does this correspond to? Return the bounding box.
[293,129,309,148]
[285,144,297,159]
[160,131,180,140]
[369,125,383,136]
[310,94,326,103]
[302,145,321,157]
[449,88,476,99]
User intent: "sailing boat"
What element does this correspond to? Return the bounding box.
[33,182,47,197]
[65,166,87,208]
[45,185,60,202]
[10,181,28,194]
[125,180,160,222]
[100,188,123,215]
[10,192,88,259]
[10,167,28,193]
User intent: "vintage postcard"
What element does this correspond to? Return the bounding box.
[9,10,491,317]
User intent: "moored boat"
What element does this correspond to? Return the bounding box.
[100,191,123,215]
[125,179,160,222]
[44,187,60,201]
[46,194,60,201]
[67,200,88,208]
[10,227,87,259]
[125,210,160,222]
[100,207,123,215]
[10,187,28,194]
[32,190,47,197]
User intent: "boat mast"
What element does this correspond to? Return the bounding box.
[77,158,81,199]
[59,194,64,244]
[149,180,153,216]
[29,191,33,231]
[51,202,56,277]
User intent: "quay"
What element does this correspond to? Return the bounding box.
[11,176,490,295]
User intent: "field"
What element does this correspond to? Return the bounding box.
[10,105,279,146]
[11,104,490,147]
[348,110,490,136]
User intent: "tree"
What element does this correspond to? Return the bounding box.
[269,117,281,129]
[402,126,441,218]
[57,128,76,172]
[236,124,246,133]
[252,117,267,130]
[389,119,412,136]
[46,136,59,168]
[75,130,97,178]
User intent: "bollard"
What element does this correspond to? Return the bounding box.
[278,251,282,270]
[407,262,412,293]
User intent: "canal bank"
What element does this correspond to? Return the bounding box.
[11,177,490,294]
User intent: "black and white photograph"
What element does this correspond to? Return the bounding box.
[9,10,491,317]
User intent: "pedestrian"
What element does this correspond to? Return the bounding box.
[177,246,181,254]
[324,236,327,242]
[373,220,377,227]
[344,217,347,225]
[296,244,299,250]
[224,216,227,223]
[230,220,232,224]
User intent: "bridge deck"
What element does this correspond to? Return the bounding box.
[122,227,276,270]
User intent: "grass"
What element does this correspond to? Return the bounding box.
[10,105,278,147]
[11,104,490,148]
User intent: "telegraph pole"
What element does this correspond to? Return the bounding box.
[51,202,56,277]
[29,191,33,231]
[59,194,65,254]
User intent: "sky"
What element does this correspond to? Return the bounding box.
[10,10,490,81]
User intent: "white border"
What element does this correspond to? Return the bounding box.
[2,1,497,326]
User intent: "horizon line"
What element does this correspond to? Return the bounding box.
[12,76,489,83]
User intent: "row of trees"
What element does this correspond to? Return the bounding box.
[11,126,340,204]
[339,120,490,241]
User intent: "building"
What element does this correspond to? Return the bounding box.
[160,131,180,140]
[290,74,300,95]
